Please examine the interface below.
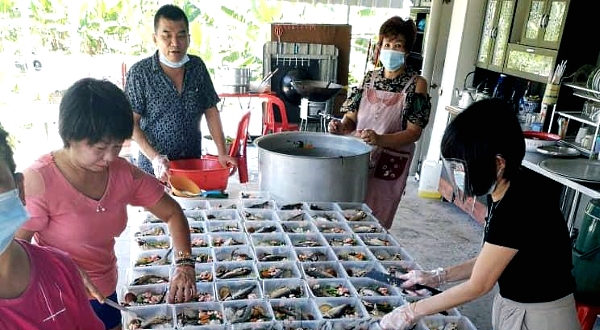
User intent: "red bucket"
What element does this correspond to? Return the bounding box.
[169,158,233,191]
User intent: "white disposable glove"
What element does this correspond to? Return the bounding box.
[379,303,420,330]
[151,154,170,182]
[397,268,447,289]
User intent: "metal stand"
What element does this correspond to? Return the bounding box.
[299,98,329,132]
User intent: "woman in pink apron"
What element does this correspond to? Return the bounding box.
[329,16,431,229]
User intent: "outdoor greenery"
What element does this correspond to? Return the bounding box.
[0,0,406,82]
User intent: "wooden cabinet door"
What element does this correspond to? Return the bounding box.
[476,0,501,69]
[489,0,516,71]
[539,0,569,49]
[503,43,557,83]
[521,0,569,49]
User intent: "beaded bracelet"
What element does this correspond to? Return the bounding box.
[175,259,195,268]
[175,257,195,265]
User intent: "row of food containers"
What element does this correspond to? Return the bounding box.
[120,198,477,330]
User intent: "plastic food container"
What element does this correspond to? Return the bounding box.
[214,261,257,281]
[254,246,297,262]
[205,209,240,221]
[241,199,277,210]
[122,304,175,329]
[380,260,423,275]
[209,233,248,247]
[270,298,320,322]
[188,221,206,234]
[339,209,375,222]
[142,212,163,224]
[307,202,341,212]
[332,247,376,262]
[192,282,217,303]
[339,261,386,278]
[193,263,215,283]
[277,201,309,211]
[244,220,282,234]
[133,235,172,252]
[133,223,169,237]
[280,221,318,234]
[190,234,210,248]
[208,199,240,210]
[419,315,476,329]
[131,249,173,268]
[287,233,328,248]
[360,296,405,320]
[120,283,169,307]
[357,233,401,247]
[250,233,291,248]
[179,199,211,211]
[184,210,206,222]
[315,221,353,234]
[256,261,302,279]
[207,220,243,233]
[336,202,373,214]
[216,279,262,301]
[349,221,385,234]
[348,277,401,297]
[191,247,214,264]
[310,211,346,223]
[262,278,309,299]
[301,261,346,280]
[213,245,254,262]
[239,190,271,200]
[307,278,358,298]
[276,210,313,222]
[173,301,225,328]
[368,246,414,262]
[313,297,369,320]
[222,299,274,324]
[294,246,337,263]
[279,320,325,330]
[241,209,279,221]
[126,266,171,287]
[323,233,363,247]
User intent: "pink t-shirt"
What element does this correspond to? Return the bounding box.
[0,240,104,330]
[21,154,165,297]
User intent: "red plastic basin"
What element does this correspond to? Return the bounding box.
[169,158,232,191]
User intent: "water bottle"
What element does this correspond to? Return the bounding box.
[492,74,507,100]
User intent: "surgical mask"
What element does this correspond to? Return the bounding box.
[158,51,189,69]
[379,49,405,71]
[0,189,29,255]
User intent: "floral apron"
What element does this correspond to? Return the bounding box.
[356,73,417,229]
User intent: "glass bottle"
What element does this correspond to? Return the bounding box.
[492,74,507,100]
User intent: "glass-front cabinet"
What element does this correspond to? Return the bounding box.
[476,0,516,72]
[503,43,557,83]
[520,0,570,49]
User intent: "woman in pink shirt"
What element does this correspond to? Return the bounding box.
[16,78,196,330]
[0,123,104,330]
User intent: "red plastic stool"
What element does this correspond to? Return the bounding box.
[261,94,299,135]
[576,301,600,330]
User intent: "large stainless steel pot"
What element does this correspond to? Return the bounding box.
[254,132,371,202]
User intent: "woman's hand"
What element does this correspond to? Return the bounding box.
[169,265,197,303]
[328,119,345,134]
[360,129,380,146]
[379,303,421,330]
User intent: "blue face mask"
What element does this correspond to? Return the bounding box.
[158,51,190,69]
[0,189,29,255]
[379,49,405,72]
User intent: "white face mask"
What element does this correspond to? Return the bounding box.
[0,189,29,255]
[158,51,189,69]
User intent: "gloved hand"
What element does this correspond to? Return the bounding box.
[379,302,421,330]
[151,154,170,182]
[397,268,447,289]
